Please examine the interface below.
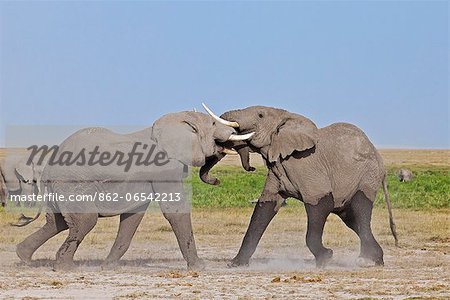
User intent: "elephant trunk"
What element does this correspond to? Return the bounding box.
[199,153,226,185]
[199,141,255,186]
[235,144,255,172]
[198,107,256,182]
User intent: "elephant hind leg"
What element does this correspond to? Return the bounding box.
[103,212,145,266]
[338,191,383,265]
[305,193,334,267]
[54,213,98,271]
[16,212,68,263]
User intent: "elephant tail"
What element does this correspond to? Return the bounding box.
[382,176,399,247]
[10,177,46,227]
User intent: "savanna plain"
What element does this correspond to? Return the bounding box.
[0,149,448,299]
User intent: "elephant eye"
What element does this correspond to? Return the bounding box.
[258,113,264,118]
[212,121,216,126]
[22,179,29,183]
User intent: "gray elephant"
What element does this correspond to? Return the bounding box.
[0,154,42,207]
[15,111,251,270]
[0,167,6,207]
[397,169,413,182]
[202,104,398,267]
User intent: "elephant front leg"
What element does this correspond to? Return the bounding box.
[229,172,282,267]
[229,200,279,267]
[163,212,204,270]
[305,194,334,268]
[155,181,203,270]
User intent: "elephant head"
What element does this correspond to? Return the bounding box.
[151,111,253,184]
[0,154,40,205]
[201,104,318,175]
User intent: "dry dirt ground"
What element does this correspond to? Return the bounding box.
[1,208,448,299]
[0,149,449,299]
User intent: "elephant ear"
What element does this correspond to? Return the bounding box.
[15,160,34,183]
[267,118,318,163]
[152,119,204,167]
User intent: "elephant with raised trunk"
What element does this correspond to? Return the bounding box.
[202,104,398,267]
[16,111,251,270]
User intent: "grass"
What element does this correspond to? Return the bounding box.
[190,166,267,208]
[190,165,449,209]
[377,166,449,209]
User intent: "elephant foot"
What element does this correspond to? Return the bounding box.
[374,257,384,266]
[357,255,384,267]
[16,243,33,264]
[53,261,77,272]
[187,258,205,271]
[227,257,250,268]
[359,247,384,266]
[315,248,333,268]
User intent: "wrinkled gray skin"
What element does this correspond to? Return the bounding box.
[199,140,254,185]
[205,106,398,267]
[397,169,413,182]
[16,112,236,271]
[0,154,42,207]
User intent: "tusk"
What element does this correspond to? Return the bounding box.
[222,148,238,155]
[202,103,240,128]
[228,132,255,141]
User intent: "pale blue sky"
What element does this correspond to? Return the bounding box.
[0,1,448,148]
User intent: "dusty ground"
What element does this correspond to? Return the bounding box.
[0,207,448,299]
[0,149,449,299]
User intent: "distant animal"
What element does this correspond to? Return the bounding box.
[0,167,6,207]
[0,154,43,207]
[397,169,413,182]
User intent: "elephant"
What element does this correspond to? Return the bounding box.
[201,104,398,267]
[15,111,252,271]
[0,167,6,207]
[397,168,413,182]
[0,154,43,207]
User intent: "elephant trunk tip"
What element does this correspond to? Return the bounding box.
[200,175,221,186]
